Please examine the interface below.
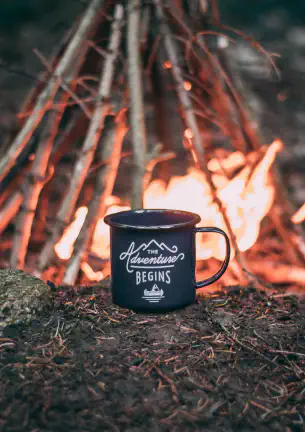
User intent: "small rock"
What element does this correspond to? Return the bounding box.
[213,311,235,326]
[0,269,52,333]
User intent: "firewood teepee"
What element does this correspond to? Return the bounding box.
[1,0,305,289]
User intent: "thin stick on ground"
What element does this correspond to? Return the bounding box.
[208,312,275,366]
[63,112,128,285]
[153,365,180,404]
[0,0,103,184]
[154,0,248,283]
[36,4,124,278]
[127,0,148,208]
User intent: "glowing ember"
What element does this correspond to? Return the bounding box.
[81,262,104,281]
[55,141,282,279]
[184,128,193,139]
[184,81,192,91]
[292,203,305,224]
[163,60,172,69]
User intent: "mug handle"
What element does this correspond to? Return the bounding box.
[194,227,231,288]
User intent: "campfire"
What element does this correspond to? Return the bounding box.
[1,0,305,293]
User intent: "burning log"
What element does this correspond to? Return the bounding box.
[0,0,304,293]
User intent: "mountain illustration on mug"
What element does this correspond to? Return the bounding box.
[119,239,185,273]
[142,284,165,303]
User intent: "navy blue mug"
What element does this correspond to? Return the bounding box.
[104,209,230,313]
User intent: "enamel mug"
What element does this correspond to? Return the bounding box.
[104,209,230,313]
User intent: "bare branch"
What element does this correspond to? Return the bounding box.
[127,0,148,208]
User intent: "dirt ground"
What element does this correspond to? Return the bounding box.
[1,285,304,432]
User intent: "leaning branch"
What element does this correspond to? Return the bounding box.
[63,113,128,285]
[0,193,23,236]
[36,4,124,277]
[0,0,103,183]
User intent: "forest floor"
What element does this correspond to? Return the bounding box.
[1,285,304,432]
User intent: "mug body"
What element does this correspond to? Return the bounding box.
[105,210,200,313]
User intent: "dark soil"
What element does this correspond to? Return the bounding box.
[0,285,304,432]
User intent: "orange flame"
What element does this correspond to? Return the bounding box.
[55,141,282,280]
[55,207,88,260]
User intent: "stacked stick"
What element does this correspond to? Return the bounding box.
[0,0,304,289]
